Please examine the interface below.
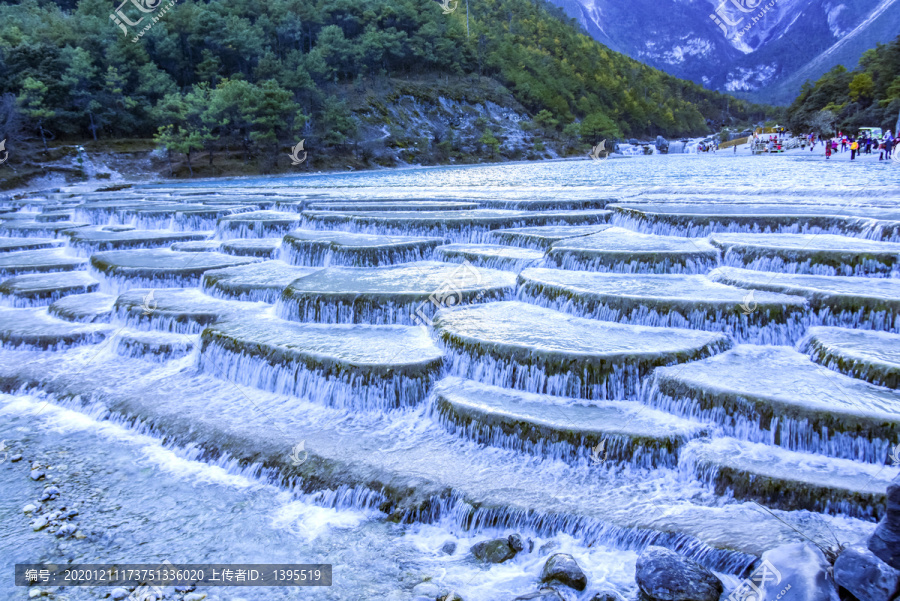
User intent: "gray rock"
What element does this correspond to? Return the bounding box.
[30,469,45,481]
[590,589,627,601]
[31,516,49,531]
[109,588,130,600]
[10,453,23,462]
[755,543,839,601]
[833,545,900,601]
[541,553,588,591]
[509,534,526,552]
[512,589,566,601]
[55,523,78,538]
[635,546,723,601]
[870,473,900,569]
[472,537,519,564]
[440,540,457,555]
[39,489,59,502]
[22,504,36,514]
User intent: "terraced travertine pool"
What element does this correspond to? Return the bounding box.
[1,154,900,601]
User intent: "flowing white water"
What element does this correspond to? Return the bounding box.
[1,154,898,600]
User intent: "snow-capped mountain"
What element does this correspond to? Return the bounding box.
[548,0,900,104]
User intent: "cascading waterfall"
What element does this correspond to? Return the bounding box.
[3,162,897,600]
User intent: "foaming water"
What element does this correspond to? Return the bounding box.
[2,156,897,600]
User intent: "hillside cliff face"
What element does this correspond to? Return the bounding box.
[549,0,900,104]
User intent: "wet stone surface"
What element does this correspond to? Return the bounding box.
[1,164,897,601]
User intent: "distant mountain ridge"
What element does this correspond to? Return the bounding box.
[548,0,900,104]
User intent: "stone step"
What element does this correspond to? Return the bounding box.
[115,288,266,333]
[220,238,282,258]
[281,230,444,267]
[118,204,258,230]
[517,268,809,345]
[67,225,211,252]
[0,220,90,238]
[198,314,444,410]
[72,200,177,224]
[681,437,896,520]
[0,249,87,277]
[0,307,113,350]
[432,377,707,468]
[650,345,900,464]
[608,202,892,238]
[0,271,100,306]
[800,326,900,389]
[35,210,75,222]
[707,266,900,333]
[547,227,718,273]
[0,346,870,569]
[477,199,613,210]
[434,301,730,400]
[710,232,900,277]
[301,209,611,243]
[305,201,479,212]
[48,292,116,323]
[215,210,303,238]
[89,249,258,291]
[489,225,612,249]
[115,330,195,362]
[434,244,545,271]
[0,237,64,253]
[202,261,319,303]
[277,261,516,324]
[170,240,222,252]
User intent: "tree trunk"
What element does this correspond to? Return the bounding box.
[38,120,48,152]
[88,112,98,141]
[186,150,193,177]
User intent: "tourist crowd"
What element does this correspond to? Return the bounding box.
[806,130,897,160]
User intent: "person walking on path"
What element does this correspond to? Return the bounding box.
[850,138,858,160]
[825,140,832,160]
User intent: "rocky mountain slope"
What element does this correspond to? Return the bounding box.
[549,0,900,104]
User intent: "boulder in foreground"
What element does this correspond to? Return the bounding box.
[635,546,722,601]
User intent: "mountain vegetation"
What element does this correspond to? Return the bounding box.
[786,35,900,135]
[0,0,771,173]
